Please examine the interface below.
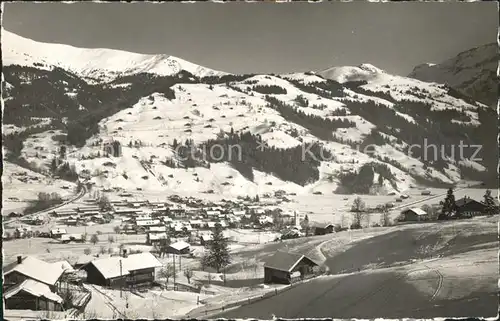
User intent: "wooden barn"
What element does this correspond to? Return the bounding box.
[3,279,64,311]
[455,196,487,217]
[401,208,428,222]
[3,256,64,292]
[81,252,162,288]
[311,223,334,235]
[263,251,319,284]
[166,241,191,255]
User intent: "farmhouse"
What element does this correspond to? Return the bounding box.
[166,241,191,255]
[50,228,67,239]
[81,252,162,287]
[3,279,64,311]
[77,206,100,213]
[146,232,168,245]
[60,233,85,243]
[401,208,429,221]
[311,223,334,235]
[455,196,487,217]
[263,251,319,284]
[51,209,77,217]
[3,256,64,291]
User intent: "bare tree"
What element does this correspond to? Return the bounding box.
[84,248,91,255]
[90,234,99,245]
[113,226,121,234]
[380,206,391,227]
[100,245,106,254]
[183,268,194,284]
[159,264,175,285]
[108,235,114,244]
[351,197,366,212]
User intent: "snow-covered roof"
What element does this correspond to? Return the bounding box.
[4,256,64,286]
[4,279,63,303]
[60,233,84,241]
[136,219,161,226]
[406,208,427,216]
[50,228,67,234]
[148,232,168,240]
[149,226,166,232]
[169,241,190,251]
[51,260,75,273]
[89,252,162,279]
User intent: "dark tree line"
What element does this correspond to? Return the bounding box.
[266,96,356,141]
[201,131,330,186]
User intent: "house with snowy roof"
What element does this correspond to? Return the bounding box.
[81,252,162,287]
[3,256,65,291]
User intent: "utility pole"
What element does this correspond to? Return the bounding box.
[173,255,176,290]
[120,259,123,298]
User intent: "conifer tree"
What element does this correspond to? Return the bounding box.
[440,188,457,218]
[483,189,497,215]
[202,223,230,273]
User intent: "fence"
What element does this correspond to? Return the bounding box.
[186,274,322,319]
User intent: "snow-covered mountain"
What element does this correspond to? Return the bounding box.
[2,29,226,83]
[408,43,498,107]
[2,31,497,199]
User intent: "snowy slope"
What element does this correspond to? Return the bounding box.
[408,43,498,107]
[2,29,227,83]
[3,31,495,200]
[318,62,483,124]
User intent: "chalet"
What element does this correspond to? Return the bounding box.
[166,241,191,255]
[189,220,204,229]
[65,216,79,226]
[60,233,85,243]
[4,279,64,311]
[264,251,319,284]
[148,226,167,233]
[200,234,213,246]
[205,210,221,218]
[114,208,141,216]
[169,207,187,218]
[81,252,162,287]
[455,196,488,217]
[258,216,273,227]
[401,208,429,222]
[231,210,246,216]
[146,232,168,245]
[136,220,162,228]
[77,206,100,213]
[3,256,64,292]
[311,223,335,235]
[50,228,67,239]
[8,211,22,218]
[51,209,77,217]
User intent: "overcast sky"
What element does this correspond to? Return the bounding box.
[3,2,498,75]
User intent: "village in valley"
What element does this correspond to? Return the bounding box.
[3,179,499,319]
[2,2,499,319]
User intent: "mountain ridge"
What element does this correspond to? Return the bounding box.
[408,42,498,107]
[2,31,497,197]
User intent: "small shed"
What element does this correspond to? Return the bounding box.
[311,223,334,235]
[401,208,428,221]
[264,251,319,284]
[166,241,191,255]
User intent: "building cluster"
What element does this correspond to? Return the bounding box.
[3,256,91,312]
